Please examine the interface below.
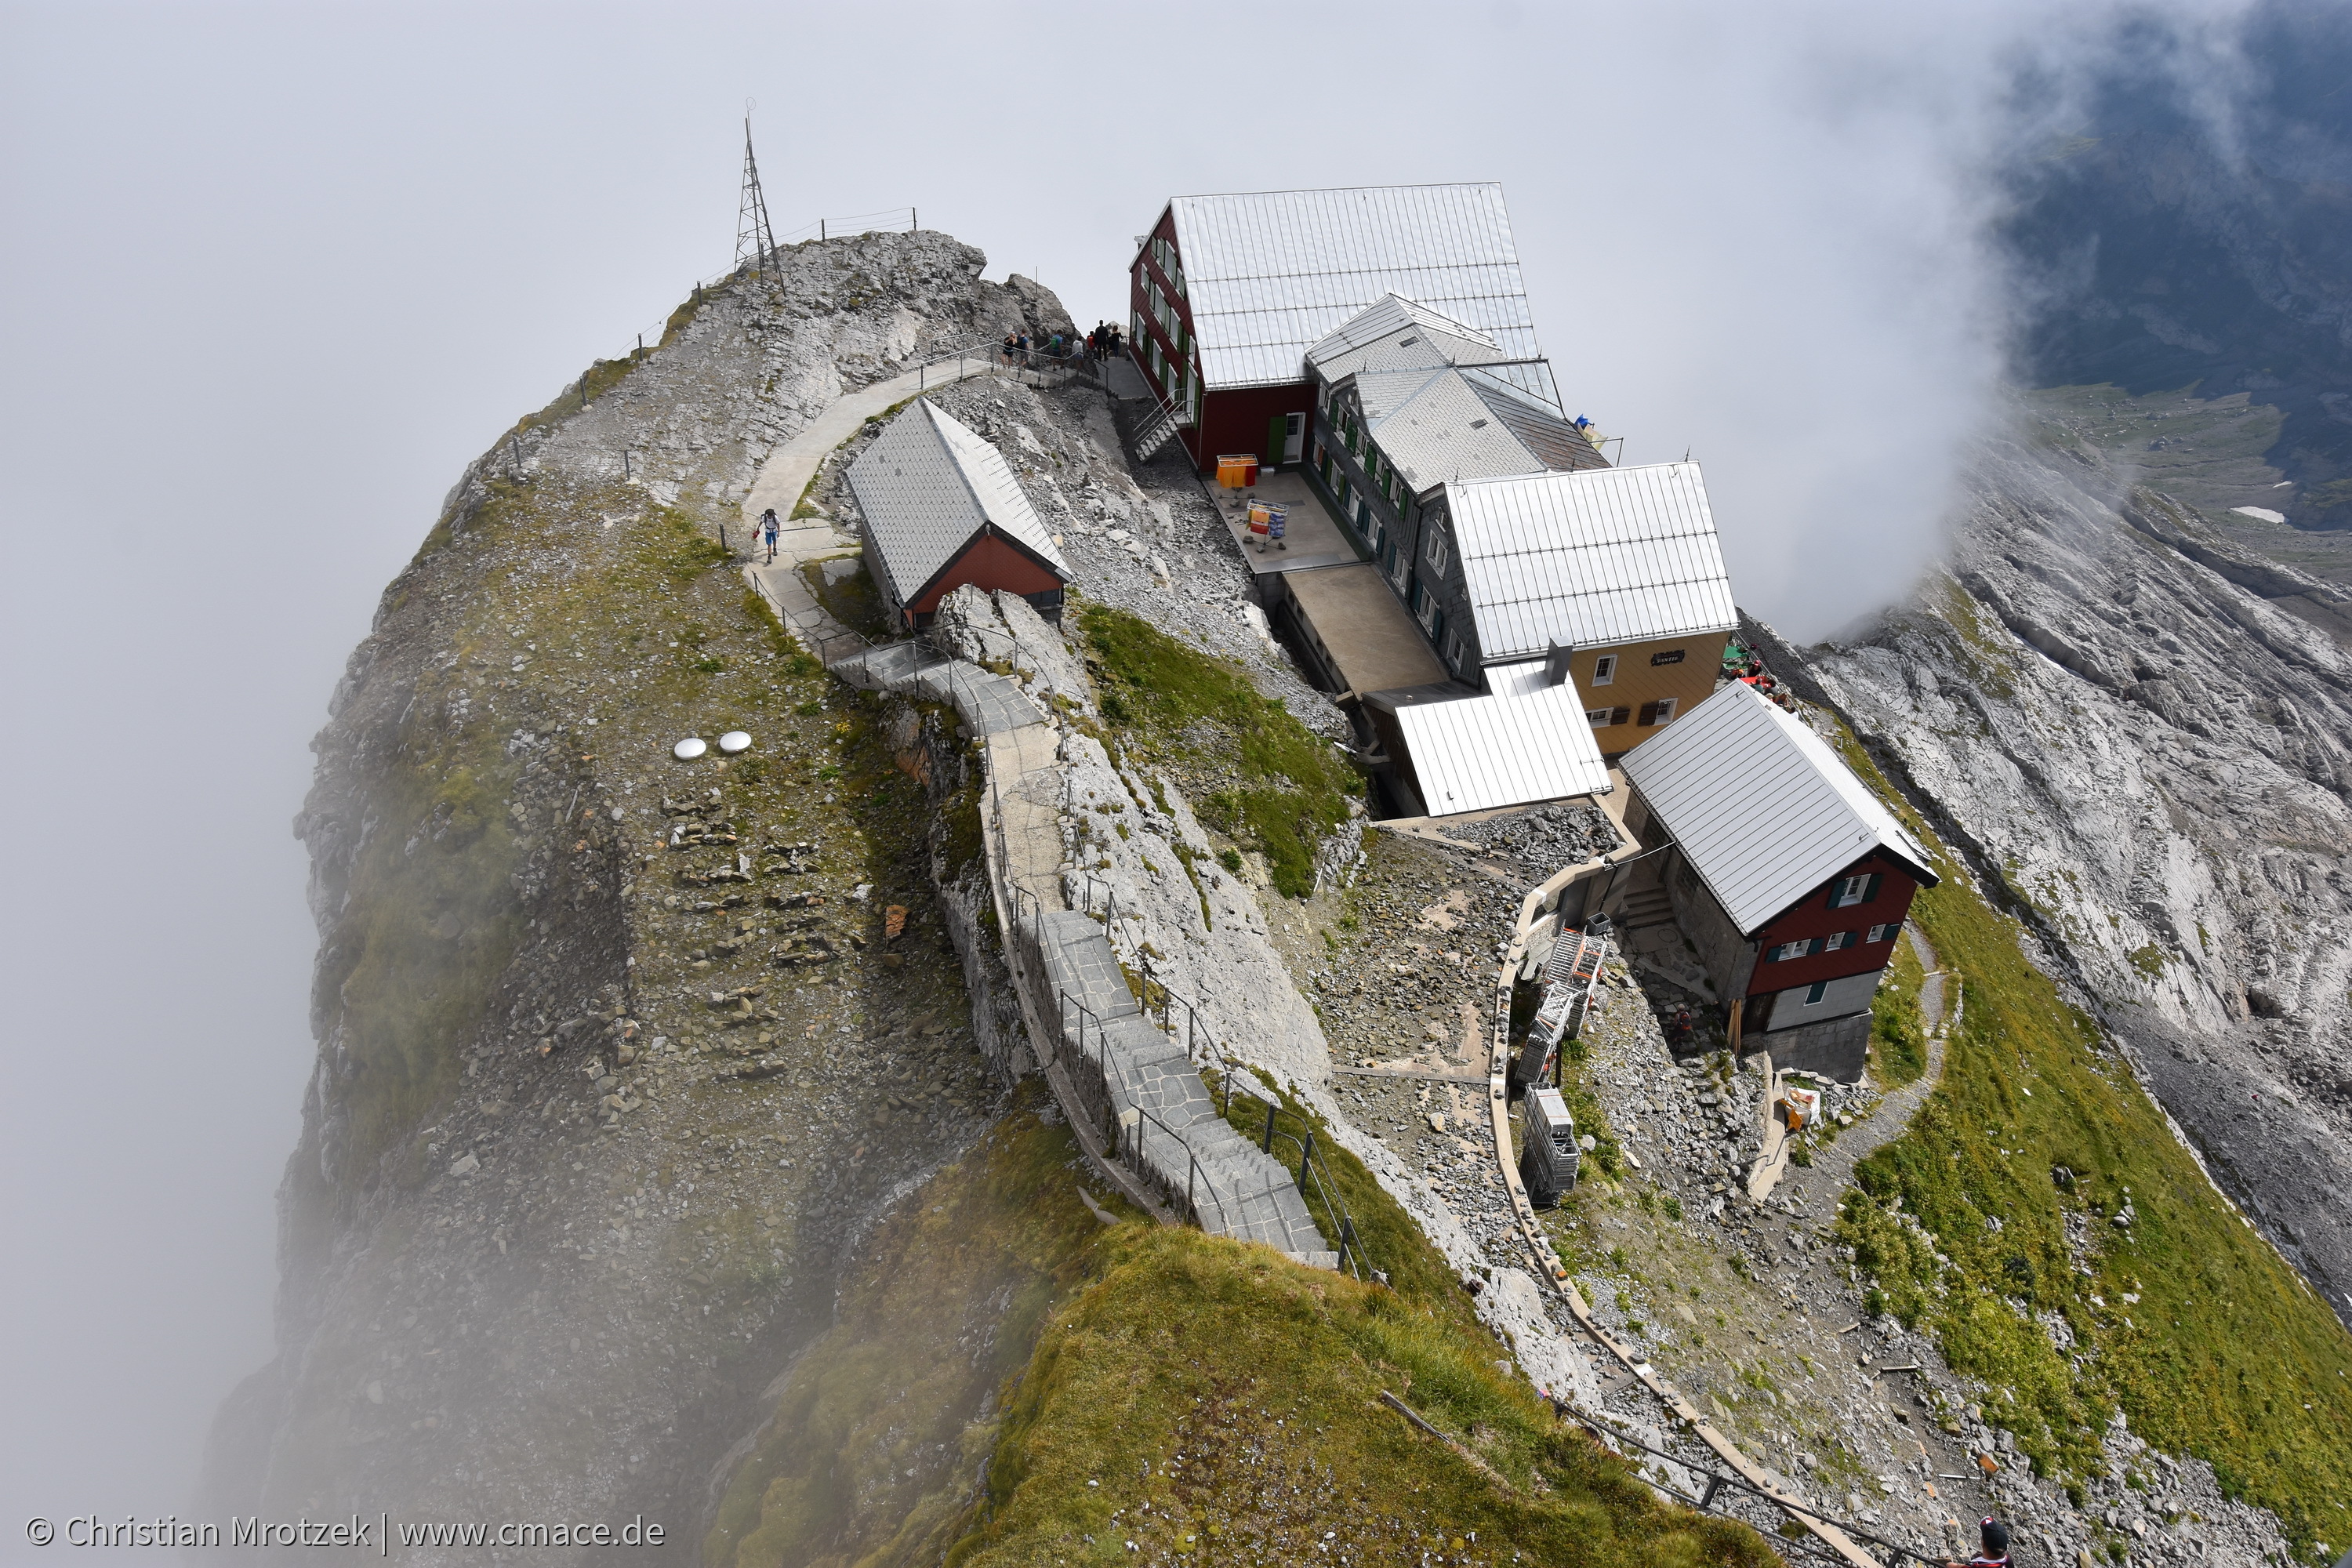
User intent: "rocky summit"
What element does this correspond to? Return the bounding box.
[198,75,2352,1565]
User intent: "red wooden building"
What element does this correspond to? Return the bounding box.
[1617,681,1938,1080]
[1127,184,1541,474]
[847,398,1069,630]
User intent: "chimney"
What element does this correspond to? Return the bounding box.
[1544,642,1577,688]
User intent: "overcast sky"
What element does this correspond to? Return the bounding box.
[0,0,2232,1524]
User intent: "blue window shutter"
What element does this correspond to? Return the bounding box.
[1864,873,1885,904]
[1809,936,1827,956]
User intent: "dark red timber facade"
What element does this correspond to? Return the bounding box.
[1127,185,1541,475]
[1617,681,1940,1080]
[845,397,1071,632]
[895,529,1066,630]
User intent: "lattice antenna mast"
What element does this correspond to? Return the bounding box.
[735,111,778,282]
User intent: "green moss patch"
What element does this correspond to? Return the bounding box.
[1074,601,1359,898]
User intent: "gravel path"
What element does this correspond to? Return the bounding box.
[1786,928,1952,1207]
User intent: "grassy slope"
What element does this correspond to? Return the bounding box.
[1822,725,2352,1554]
[946,1071,1773,1568]
[703,1090,1121,1568]
[1072,602,1359,898]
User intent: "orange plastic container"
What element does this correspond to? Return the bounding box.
[1217,455,1253,488]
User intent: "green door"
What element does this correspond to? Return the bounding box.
[1266,414,1288,467]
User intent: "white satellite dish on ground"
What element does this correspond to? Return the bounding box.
[718,731,753,754]
[673,737,708,760]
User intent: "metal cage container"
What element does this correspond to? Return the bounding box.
[1520,1085,1578,1207]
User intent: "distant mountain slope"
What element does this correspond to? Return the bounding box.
[2002,1,2352,528]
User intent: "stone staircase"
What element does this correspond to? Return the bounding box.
[1033,911,1333,1265]
[829,641,1047,735]
[1615,883,1678,931]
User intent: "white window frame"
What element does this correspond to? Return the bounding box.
[1591,653,1617,686]
[1831,874,1870,908]
[1443,629,1464,670]
[1586,708,1617,727]
[1650,697,1677,724]
[1824,931,1853,952]
[1426,528,1450,574]
[1867,921,1900,943]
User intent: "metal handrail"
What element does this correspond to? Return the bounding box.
[1127,954,1377,1283]
[1056,985,1236,1236]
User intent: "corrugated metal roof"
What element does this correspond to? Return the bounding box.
[1619,682,1936,934]
[1447,461,1738,662]
[1312,295,1596,492]
[1168,186,1539,390]
[1356,367,1566,492]
[1394,682,1612,816]
[1306,292,1502,380]
[846,400,1068,609]
[1484,659,1555,699]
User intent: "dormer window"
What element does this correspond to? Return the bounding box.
[1591,654,1617,686]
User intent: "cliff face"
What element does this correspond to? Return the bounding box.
[1786,425,2352,1322]
[198,232,1079,1558]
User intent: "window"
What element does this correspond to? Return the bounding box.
[1769,938,1823,962]
[1830,873,1884,909]
[1444,629,1465,670]
[1650,648,1687,667]
[1586,708,1617,727]
[1867,921,1902,943]
[1804,980,1830,1005]
[1414,584,1441,636]
[1824,931,1853,952]
[1591,654,1617,686]
[1426,528,1450,574]
[1637,698,1679,726]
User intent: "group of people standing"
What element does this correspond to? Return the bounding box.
[995,321,1127,372]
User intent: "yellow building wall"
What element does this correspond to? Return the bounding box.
[1570,633,1730,754]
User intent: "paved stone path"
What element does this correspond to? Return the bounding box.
[737,353,995,656]
[733,361,1333,1262]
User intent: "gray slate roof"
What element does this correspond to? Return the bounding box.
[847,399,1068,611]
[1446,460,1737,662]
[1620,681,1936,934]
[1165,185,1541,390]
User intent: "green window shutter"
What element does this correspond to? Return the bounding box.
[1267,414,1287,464]
[1864,873,1884,904]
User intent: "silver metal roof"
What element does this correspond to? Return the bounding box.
[1306,292,1503,379]
[1166,185,1541,390]
[847,400,1068,609]
[1395,681,1612,816]
[1308,295,1596,492]
[1446,461,1738,662]
[1619,681,1936,935]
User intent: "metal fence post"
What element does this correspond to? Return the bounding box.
[1298,1131,1316,1189]
[1261,1102,1276,1154]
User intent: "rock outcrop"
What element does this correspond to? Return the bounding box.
[1794,426,2352,1323]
